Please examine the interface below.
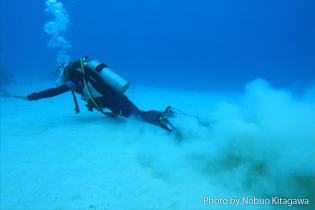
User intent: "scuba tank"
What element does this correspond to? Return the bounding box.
[87,60,130,94]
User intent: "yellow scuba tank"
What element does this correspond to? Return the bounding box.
[87,60,130,94]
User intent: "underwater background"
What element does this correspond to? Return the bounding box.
[0,0,314,92]
[1,1,315,209]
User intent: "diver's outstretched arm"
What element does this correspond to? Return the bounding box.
[13,84,70,101]
[13,95,30,101]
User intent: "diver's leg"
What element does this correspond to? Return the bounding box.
[135,110,182,140]
[101,94,182,139]
[100,93,139,117]
[132,105,185,125]
[101,93,161,123]
[134,110,163,126]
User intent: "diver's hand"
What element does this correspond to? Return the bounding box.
[13,95,30,101]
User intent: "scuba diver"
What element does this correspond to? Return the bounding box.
[13,56,183,140]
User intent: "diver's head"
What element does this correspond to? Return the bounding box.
[55,56,88,86]
[55,61,73,86]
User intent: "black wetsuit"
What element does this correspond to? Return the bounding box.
[27,64,165,128]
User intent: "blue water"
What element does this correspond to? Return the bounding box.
[1,1,314,209]
[0,0,314,92]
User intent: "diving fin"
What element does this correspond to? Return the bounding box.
[164,106,185,118]
[159,115,182,140]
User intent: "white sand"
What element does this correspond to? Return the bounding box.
[1,78,314,209]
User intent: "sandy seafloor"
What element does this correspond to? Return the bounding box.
[1,77,314,210]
